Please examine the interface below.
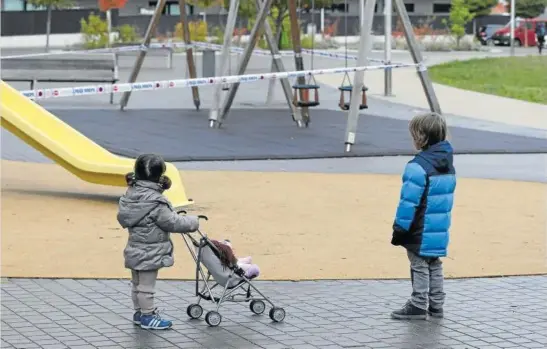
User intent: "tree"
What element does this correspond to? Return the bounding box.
[446,0,474,48]
[464,0,498,17]
[222,0,329,49]
[27,0,72,52]
[463,0,497,35]
[508,0,547,18]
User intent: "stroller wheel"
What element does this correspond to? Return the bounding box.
[205,311,222,327]
[269,307,286,322]
[187,304,203,319]
[249,300,266,315]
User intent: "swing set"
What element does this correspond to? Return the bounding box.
[291,0,320,109]
[290,0,367,111]
[119,0,440,151]
[337,0,368,110]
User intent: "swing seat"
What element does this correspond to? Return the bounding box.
[338,85,368,92]
[292,84,320,108]
[338,85,368,110]
[339,102,368,110]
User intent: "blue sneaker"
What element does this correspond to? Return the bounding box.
[140,311,172,330]
[133,311,142,325]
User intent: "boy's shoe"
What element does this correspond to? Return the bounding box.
[140,312,172,330]
[391,302,427,320]
[133,311,142,325]
[427,306,444,318]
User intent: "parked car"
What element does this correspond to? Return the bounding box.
[477,24,504,45]
[491,19,547,47]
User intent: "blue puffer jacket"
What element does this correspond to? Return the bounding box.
[391,141,456,257]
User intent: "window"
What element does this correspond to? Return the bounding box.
[2,0,25,11]
[404,3,414,13]
[26,2,47,11]
[168,3,180,15]
[1,0,59,11]
[330,3,348,12]
[147,1,192,15]
[433,3,451,13]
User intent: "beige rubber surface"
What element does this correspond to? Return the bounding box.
[2,160,546,280]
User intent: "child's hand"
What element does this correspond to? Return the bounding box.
[184,215,200,232]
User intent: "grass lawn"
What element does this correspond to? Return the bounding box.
[429,56,547,104]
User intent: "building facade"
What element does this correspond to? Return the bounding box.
[1,0,453,16]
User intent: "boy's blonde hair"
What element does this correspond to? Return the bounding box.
[409,112,448,150]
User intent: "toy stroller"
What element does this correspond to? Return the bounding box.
[178,212,286,327]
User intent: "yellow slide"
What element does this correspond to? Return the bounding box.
[0,81,193,208]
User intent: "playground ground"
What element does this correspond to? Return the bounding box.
[1,49,547,348]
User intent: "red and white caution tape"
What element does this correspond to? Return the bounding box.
[20,62,418,100]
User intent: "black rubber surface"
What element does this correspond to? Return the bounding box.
[52,108,547,161]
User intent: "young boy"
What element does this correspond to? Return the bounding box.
[118,154,201,330]
[390,112,456,320]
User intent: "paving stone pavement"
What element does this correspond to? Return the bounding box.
[2,276,547,349]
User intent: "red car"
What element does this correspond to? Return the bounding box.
[491,18,547,47]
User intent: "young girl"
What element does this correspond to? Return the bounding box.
[211,239,260,279]
[117,154,200,330]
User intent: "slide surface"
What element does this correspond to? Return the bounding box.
[0,81,192,208]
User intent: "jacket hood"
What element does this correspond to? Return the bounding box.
[417,140,454,173]
[117,181,169,228]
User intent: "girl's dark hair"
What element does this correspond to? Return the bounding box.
[127,154,172,190]
[211,240,238,269]
[134,154,166,182]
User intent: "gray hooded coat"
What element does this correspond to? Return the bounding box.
[117,181,199,271]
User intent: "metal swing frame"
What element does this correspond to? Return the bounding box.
[120,0,200,111]
[338,0,367,111]
[343,0,442,152]
[289,0,321,119]
[209,0,307,128]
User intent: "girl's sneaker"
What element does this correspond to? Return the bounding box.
[133,311,142,325]
[140,311,172,330]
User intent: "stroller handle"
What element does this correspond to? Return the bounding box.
[176,209,208,221]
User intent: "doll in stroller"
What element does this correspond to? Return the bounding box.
[178,212,286,327]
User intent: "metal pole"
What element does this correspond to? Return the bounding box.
[106,10,112,48]
[288,0,310,125]
[179,0,201,110]
[258,0,303,127]
[384,0,393,96]
[213,0,274,127]
[208,0,240,126]
[265,58,277,105]
[510,0,515,56]
[119,0,167,110]
[343,0,376,152]
[393,0,441,113]
[320,8,324,34]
